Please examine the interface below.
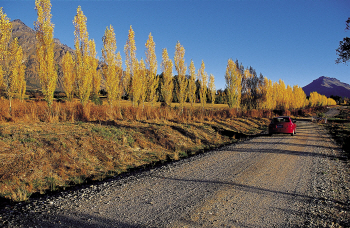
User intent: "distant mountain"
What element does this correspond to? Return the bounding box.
[302,76,350,98]
[11,19,73,91]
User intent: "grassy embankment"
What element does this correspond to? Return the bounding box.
[0,98,276,202]
[324,106,350,159]
[0,98,325,202]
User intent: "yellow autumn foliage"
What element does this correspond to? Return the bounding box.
[35,0,57,107]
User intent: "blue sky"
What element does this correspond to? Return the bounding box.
[2,0,350,90]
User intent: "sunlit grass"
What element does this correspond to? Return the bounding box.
[0,98,321,202]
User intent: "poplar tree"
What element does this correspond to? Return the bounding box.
[262,78,275,110]
[242,69,253,109]
[161,48,173,107]
[292,85,307,109]
[124,25,136,99]
[17,50,26,102]
[132,58,147,107]
[277,79,286,110]
[145,33,158,106]
[0,7,12,86]
[102,25,122,107]
[0,9,26,111]
[188,60,197,107]
[309,91,319,107]
[0,7,12,106]
[225,59,242,109]
[4,38,26,110]
[285,85,293,110]
[62,51,75,101]
[198,60,208,109]
[73,6,93,106]
[208,74,216,107]
[35,0,57,107]
[174,41,188,112]
[89,39,101,100]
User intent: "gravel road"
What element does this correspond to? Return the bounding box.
[1,120,349,227]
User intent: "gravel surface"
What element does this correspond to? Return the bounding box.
[1,120,349,227]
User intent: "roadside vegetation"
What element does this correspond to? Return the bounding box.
[324,106,350,159]
[0,99,274,202]
[0,97,333,202]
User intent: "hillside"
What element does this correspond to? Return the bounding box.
[302,76,350,98]
[11,19,73,91]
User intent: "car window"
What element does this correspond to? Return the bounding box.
[272,117,290,123]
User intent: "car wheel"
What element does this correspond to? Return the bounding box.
[291,130,295,136]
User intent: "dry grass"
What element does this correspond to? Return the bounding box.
[0,98,316,202]
[324,106,350,159]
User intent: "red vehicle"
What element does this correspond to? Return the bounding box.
[268,116,296,136]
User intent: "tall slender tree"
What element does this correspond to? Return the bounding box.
[5,38,26,110]
[241,69,253,109]
[161,48,173,107]
[73,6,92,106]
[174,41,188,112]
[145,33,158,106]
[261,78,275,110]
[225,59,242,109]
[124,25,136,99]
[198,60,208,109]
[208,74,216,107]
[0,7,12,87]
[62,51,75,101]
[102,25,122,107]
[0,10,26,108]
[89,39,101,100]
[132,58,147,107]
[276,79,286,110]
[188,60,197,107]
[0,7,12,108]
[34,0,57,107]
[17,50,26,102]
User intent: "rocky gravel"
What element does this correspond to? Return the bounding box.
[1,120,349,227]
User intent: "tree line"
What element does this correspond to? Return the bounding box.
[0,0,336,115]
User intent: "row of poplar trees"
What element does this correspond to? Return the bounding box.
[224,59,336,111]
[61,5,217,112]
[0,0,335,113]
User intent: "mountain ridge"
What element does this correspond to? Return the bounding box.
[11,19,74,91]
[302,76,350,98]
